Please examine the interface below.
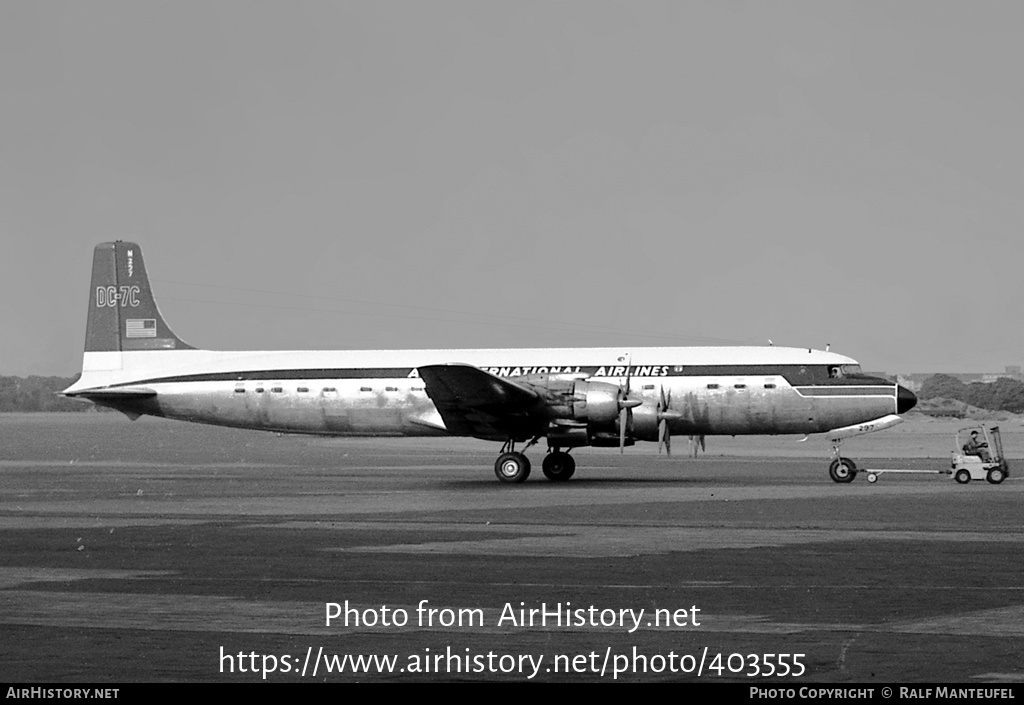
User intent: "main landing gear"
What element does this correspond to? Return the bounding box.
[493,440,575,483]
[541,450,575,482]
[494,451,530,483]
[493,438,533,483]
[828,440,857,484]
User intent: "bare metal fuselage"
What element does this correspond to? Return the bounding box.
[70,347,905,443]
[63,242,918,482]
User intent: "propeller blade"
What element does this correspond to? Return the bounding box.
[618,355,634,455]
[688,434,706,457]
[623,354,631,396]
[619,407,627,453]
[657,386,675,456]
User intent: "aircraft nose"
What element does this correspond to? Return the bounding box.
[897,385,917,414]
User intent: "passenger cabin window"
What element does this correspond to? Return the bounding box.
[255,388,264,393]
[734,384,746,389]
[234,388,245,394]
[297,387,309,393]
[385,386,398,392]
[271,387,283,393]
[707,383,720,389]
[360,387,372,392]
[323,387,337,393]
[764,383,776,389]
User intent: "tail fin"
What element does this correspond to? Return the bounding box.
[85,241,194,353]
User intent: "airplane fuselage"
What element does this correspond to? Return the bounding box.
[71,346,908,442]
[63,241,917,483]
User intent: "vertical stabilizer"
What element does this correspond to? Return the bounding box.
[84,241,194,354]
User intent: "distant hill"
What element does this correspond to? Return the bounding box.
[918,373,1024,414]
[914,396,1024,423]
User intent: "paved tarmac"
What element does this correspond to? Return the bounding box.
[1,413,1023,682]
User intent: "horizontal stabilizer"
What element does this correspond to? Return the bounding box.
[64,387,157,400]
[63,386,157,421]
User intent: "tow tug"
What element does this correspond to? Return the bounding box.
[949,424,1009,485]
[863,424,1010,485]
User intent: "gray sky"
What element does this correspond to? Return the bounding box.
[2,1,1022,376]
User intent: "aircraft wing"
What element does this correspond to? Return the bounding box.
[417,364,544,440]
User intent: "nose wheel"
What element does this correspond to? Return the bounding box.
[829,457,857,483]
[828,441,858,483]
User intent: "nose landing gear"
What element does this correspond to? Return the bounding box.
[828,441,858,483]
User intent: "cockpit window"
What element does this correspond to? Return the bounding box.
[828,364,864,379]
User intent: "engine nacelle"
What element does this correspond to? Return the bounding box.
[577,381,622,425]
[628,400,662,442]
[516,375,636,445]
[546,426,590,448]
[516,375,626,428]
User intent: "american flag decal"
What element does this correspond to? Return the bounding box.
[126,319,157,338]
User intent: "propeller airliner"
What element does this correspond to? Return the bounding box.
[64,242,917,483]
